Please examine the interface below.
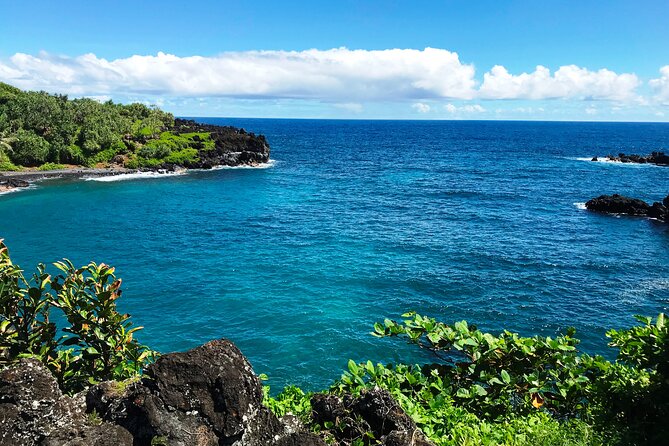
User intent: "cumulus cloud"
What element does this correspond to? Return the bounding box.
[479,65,640,101]
[649,66,669,105]
[0,49,652,107]
[0,48,477,101]
[444,103,486,114]
[412,102,431,113]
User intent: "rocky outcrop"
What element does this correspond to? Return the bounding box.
[599,152,669,166]
[0,178,30,193]
[585,194,669,222]
[171,119,270,169]
[1,341,435,446]
[1,340,324,446]
[87,339,324,446]
[0,359,133,446]
[311,389,434,446]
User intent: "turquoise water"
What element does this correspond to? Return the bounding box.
[1,119,669,390]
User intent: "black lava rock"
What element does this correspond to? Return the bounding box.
[585,194,669,223]
[585,194,651,216]
[87,339,324,446]
[311,388,434,446]
[0,359,133,446]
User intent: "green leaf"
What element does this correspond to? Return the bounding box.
[456,388,471,398]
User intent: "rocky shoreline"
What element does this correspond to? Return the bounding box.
[585,194,669,223]
[591,151,669,166]
[0,119,271,195]
[0,339,428,446]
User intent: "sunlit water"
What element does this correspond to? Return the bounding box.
[1,119,668,390]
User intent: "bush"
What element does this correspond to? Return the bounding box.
[0,150,21,171]
[0,240,157,393]
[10,129,50,166]
[138,140,173,159]
[263,312,669,446]
[164,148,198,165]
[38,162,66,171]
[61,144,85,165]
[0,160,21,171]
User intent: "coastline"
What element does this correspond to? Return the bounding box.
[0,167,136,194]
[0,161,272,194]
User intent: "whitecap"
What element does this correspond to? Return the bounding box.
[571,156,662,167]
[0,184,37,196]
[209,159,278,170]
[573,202,587,210]
[85,171,187,182]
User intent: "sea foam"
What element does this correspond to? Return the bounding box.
[573,202,587,210]
[209,159,278,170]
[85,171,187,182]
[573,157,659,167]
[0,184,37,196]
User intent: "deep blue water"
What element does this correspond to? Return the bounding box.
[1,119,669,390]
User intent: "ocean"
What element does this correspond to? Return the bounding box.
[1,119,668,390]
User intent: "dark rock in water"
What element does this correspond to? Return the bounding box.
[87,339,324,446]
[585,194,651,216]
[311,389,434,446]
[600,151,669,166]
[585,194,669,223]
[0,359,133,445]
[648,202,669,221]
[0,178,30,188]
[591,156,598,161]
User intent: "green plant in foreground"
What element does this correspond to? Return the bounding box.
[265,312,668,445]
[0,239,157,393]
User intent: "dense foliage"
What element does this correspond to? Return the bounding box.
[0,239,156,393]
[265,312,669,446]
[0,82,212,169]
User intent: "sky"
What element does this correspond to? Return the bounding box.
[0,0,668,121]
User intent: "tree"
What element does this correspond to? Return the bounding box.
[10,129,50,166]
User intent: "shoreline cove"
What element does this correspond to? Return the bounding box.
[0,161,276,192]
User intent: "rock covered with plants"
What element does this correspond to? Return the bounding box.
[0,82,269,172]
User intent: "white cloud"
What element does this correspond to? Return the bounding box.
[84,95,112,103]
[479,64,639,101]
[649,66,669,105]
[585,106,597,115]
[0,49,652,110]
[444,103,486,114]
[412,102,431,113]
[0,48,477,101]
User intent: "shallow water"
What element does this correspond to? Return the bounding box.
[1,119,668,390]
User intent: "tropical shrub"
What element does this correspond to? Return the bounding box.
[10,129,50,166]
[38,162,66,171]
[0,240,156,393]
[263,312,669,446]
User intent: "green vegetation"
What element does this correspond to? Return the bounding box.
[38,162,67,171]
[265,312,669,445]
[1,240,667,444]
[0,82,210,170]
[0,239,156,393]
